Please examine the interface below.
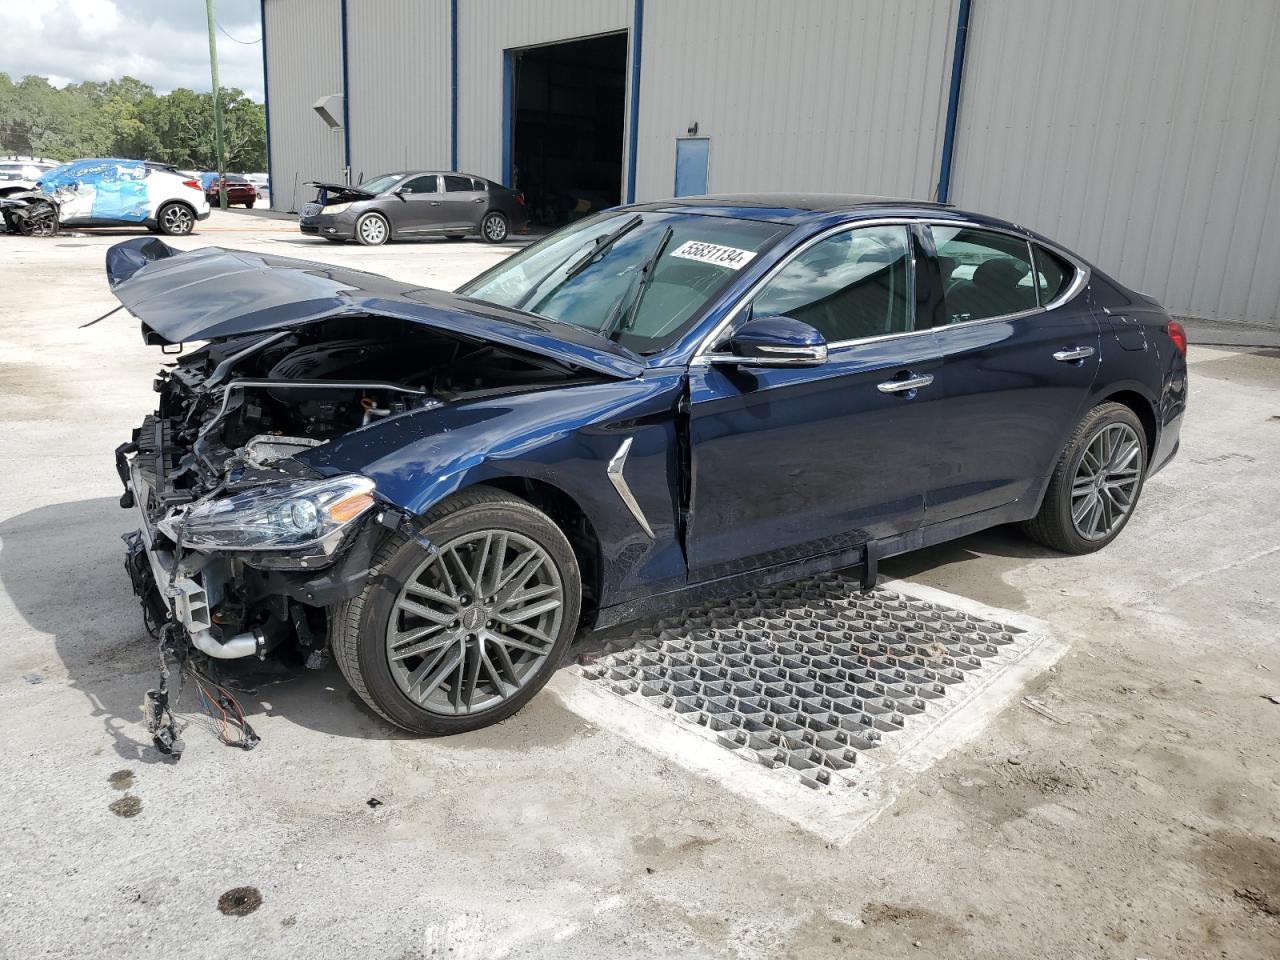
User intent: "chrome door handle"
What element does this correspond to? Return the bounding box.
[877,373,934,394]
[473,198,485,203]
[1053,346,1095,362]
[429,201,441,206]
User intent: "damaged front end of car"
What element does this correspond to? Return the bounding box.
[106,237,641,747]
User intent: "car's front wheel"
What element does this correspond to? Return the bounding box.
[480,211,509,243]
[1021,401,1148,554]
[157,202,195,235]
[355,211,390,246]
[331,486,581,734]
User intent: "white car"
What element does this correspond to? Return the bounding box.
[36,158,211,235]
[0,157,58,184]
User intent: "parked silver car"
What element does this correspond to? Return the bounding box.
[299,171,529,245]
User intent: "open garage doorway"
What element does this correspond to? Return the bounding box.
[509,32,627,228]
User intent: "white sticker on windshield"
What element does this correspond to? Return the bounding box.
[670,240,757,270]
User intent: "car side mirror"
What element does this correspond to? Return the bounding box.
[716,315,828,367]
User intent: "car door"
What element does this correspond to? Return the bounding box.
[922,223,1101,523]
[438,174,487,231]
[686,223,940,580]
[390,174,444,233]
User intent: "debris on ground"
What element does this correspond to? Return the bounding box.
[1021,696,1069,724]
[21,672,43,684]
[366,797,383,808]
[109,795,142,818]
[1263,694,1280,705]
[217,886,263,917]
[107,770,134,791]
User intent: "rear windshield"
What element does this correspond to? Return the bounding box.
[458,210,788,354]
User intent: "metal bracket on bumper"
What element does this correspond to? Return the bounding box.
[124,458,262,659]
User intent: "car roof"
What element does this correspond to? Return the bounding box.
[626,193,954,223]
[380,170,490,181]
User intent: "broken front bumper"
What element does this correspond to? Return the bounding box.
[123,456,265,659]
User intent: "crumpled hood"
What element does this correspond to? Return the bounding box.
[104,237,644,379]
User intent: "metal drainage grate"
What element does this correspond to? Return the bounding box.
[580,574,1028,791]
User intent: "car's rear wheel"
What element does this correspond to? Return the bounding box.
[480,211,509,243]
[157,202,195,235]
[355,211,390,246]
[245,199,255,208]
[331,485,581,735]
[1021,401,1147,554]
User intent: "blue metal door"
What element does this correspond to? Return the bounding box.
[674,138,709,197]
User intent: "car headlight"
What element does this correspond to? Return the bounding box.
[168,474,377,552]
[322,202,352,215]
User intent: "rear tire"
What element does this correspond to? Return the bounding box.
[480,211,509,243]
[157,201,195,235]
[245,199,255,208]
[1021,402,1148,554]
[331,485,581,735]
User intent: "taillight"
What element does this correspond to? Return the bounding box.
[1167,320,1187,357]
[515,191,526,205]
[183,179,200,190]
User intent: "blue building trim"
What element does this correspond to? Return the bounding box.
[260,0,272,204]
[501,49,514,186]
[339,0,352,177]
[936,0,972,204]
[625,0,644,203]
[450,0,459,170]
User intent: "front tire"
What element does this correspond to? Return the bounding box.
[1021,402,1148,554]
[157,202,195,235]
[355,211,390,246]
[480,211,509,243]
[331,486,582,735]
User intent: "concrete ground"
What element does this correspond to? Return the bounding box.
[1,209,1276,959]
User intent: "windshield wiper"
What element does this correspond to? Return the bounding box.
[597,225,674,342]
[512,214,644,312]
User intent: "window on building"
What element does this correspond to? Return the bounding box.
[443,175,473,192]
[931,226,1036,324]
[1034,244,1075,305]
[400,175,438,194]
[751,225,913,342]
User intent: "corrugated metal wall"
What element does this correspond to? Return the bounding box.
[634,0,957,202]
[455,0,630,184]
[263,0,346,212]
[345,0,451,178]
[951,0,1280,325]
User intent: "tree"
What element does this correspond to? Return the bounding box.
[0,73,266,171]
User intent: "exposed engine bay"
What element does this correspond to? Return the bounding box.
[119,314,602,752]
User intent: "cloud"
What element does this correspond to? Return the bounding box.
[0,0,264,101]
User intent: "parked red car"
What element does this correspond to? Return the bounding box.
[202,173,257,208]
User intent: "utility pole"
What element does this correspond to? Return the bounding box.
[205,0,228,210]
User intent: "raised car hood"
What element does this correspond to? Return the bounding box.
[104,237,644,380]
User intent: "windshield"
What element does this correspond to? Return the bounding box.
[355,173,403,195]
[458,210,788,353]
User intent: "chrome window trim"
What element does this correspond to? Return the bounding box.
[691,217,1092,364]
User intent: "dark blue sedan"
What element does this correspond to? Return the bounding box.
[110,194,1186,735]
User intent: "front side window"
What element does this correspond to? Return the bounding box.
[458,210,787,353]
[399,175,438,195]
[750,225,913,342]
[931,226,1036,325]
[443,175,473,192]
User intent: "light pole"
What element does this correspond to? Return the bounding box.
[205,0,228,210]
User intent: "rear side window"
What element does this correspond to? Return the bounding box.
[443,175,473,192]
[751,225,913,342]
[1034,244,1075,304]
[400,175,438,194]
[471,177,487,191]
[931,226,1036,325]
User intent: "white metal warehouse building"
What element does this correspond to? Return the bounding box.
[260,0,1280,326]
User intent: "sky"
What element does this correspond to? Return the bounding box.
[0,0,265,101]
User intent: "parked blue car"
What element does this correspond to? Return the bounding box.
[109,194,1187,735]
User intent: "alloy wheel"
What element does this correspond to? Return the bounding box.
[483,213,507,242]
[359,215,387,244]
[1070,422,1142,540]
[163,204,193,234]
[386,529,564,716]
